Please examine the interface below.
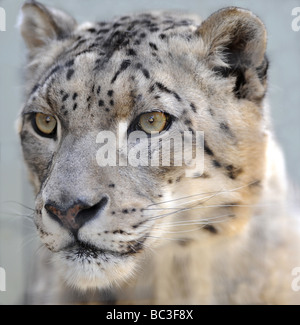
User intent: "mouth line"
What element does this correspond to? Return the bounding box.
[63,236,148,260]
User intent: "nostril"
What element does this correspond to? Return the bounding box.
[75,196,109,228]
[44,196,109,232]
[45,203,64,227]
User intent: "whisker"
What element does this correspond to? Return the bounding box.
[0,210,35,222]
[143,181,261,223]
[147,180,260,209]
[147,190,220,208]
[145,203,271,211]
[2,201,35,211]
[146,191,222,222]
[146,234,188,243]
[154,214,234,228]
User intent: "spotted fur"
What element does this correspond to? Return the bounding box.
[18,1,300,304]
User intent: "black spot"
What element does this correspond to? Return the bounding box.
[111,60,131,83]
[149,84,155,93]
[142,69,150,79]
[87,96,91,102]
[108,184,115,188]
[97,86,101,94]
[209,108,215,116]
[203,225,218,234]
[127,49,137,56]
[220,122,229,131]
[184,119,192,125]
[149,42,158,51]
[107,90,114,97]
[72,92,78,100]
[98,100,104,107]
[62,94,69,102]
[212,160,222,168]
[65,59,75,67]
[168,179,173,184]
[105,107,110,112]
[173,92,181,102]
[155,82,172,94]
[66,69,75,80]
[220,122,235,138]
[140,32,147,38]
[131,208,136,212]
[190,103,197,113]
[73,103,77,110]
[204,141,214,156]
[159,33,167,40]
[61,105,65,110]
[188,127,195,134]
[122,209,129,214]
[226,165,243,180]
[64,111,68,116]
[150,27,160,32]
[110,100,114,106]
[87,28,96,33]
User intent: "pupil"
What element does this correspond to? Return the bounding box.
[148,116,155,124]
[45,116,51,123]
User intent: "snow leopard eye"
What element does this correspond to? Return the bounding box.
[32,113,57,138]
[137,111,171,134]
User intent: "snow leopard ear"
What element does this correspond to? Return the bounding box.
[20,0,77,51]
[197,7,268,103]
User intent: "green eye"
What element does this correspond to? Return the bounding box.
[138,112,169,134]
[33,113,57,137]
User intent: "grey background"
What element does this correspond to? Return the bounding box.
[0,0,299,304]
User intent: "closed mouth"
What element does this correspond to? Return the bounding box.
[63,236,148,261]
[66,241,106,260]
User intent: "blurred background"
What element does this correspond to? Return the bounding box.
[0,0,299,304]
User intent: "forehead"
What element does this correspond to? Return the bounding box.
[24,13,201,126]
